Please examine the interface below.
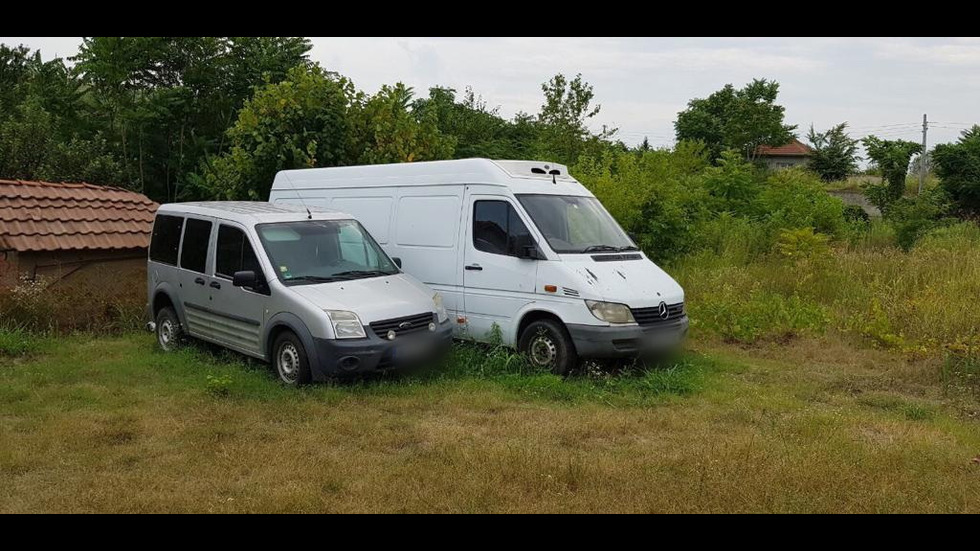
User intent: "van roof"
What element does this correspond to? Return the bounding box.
[157,201,353,224]
[272,158,594,196]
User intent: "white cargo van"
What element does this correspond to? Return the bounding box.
[269,159,687,374]
[146,202,452,384]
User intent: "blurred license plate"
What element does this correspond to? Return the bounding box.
[394,340,428,360]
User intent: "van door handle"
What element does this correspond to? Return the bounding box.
[465,264,483,271]
[194,277,205,285]
[209,281,221,289]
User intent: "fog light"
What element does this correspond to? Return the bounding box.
[428,322,436,332]
[387,330,396,341]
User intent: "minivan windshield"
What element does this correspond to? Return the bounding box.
[256,220,398,285]
[516,194,637,254]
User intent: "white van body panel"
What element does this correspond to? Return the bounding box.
[269,159,688,355]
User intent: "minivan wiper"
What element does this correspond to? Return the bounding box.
[580,244,620,253]
[617,245,641,252]
[329,270,395,280]
[284,275,338,283]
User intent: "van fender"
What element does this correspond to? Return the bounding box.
[152,283,187,328]
[263,312,320,367]
[511,302,571,347]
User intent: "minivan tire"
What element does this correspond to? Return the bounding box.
[272,331,312,386]
[155,307,183,352]
[518,319,578,376]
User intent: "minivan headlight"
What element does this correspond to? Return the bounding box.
[324,310,366,339]
[585,300,636,324]
[432,293,448,323]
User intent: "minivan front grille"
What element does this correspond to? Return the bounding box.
[369,312,435,338]
[630,302,685,326]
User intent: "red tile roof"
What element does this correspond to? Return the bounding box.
[755,139,814,157]
[0,180,158,252]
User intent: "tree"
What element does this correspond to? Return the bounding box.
[533,73,615,165]
[412,86,523,159]
[674,78,796,162]
[73,36,312,200]
[806,122,860,181]
[195,65,356,200]
[196,66,454,200]
[349,83,454,165]
[932,125,980,214]
[862,136,922,202]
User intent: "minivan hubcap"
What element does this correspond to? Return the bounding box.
[159,319,174,350]
[529,335,557,367]
[278,342,300,383]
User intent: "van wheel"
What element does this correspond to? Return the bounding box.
[518,319,578,376]
[273,331,312,386]
[156,307,183,352]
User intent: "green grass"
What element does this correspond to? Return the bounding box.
[0,327,45,357]
[2,332,980,513]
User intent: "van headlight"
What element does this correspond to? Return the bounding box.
[432,293,448,323]
[585,300,636,324]
[324,310,366,339]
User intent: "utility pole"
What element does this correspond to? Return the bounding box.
[918,113,928,195]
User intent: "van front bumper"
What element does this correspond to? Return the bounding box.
[567,316,689,359]
[310,320,453,379]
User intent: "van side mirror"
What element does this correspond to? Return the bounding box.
[232,270,256,288]
[392,257,402,269]
[520,245,545,260]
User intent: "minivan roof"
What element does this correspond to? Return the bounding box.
[272,158,594,197]
[157,201,354,224]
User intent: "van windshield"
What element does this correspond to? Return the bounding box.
[256,220,398,285]
[516,194,637,254]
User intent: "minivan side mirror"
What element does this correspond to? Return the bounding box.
[232,270,257,288]
[392,257,402,269]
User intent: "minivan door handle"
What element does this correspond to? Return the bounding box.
[209,281,221,289]
[465,264,483,271]
[194,277,206,285]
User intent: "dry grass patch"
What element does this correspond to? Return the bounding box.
[2,333,980,513]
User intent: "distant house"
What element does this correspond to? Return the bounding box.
[0,179,157,290]
[755,139,814,169]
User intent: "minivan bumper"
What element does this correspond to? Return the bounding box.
[310,320,453,379]
[567,316,689,359]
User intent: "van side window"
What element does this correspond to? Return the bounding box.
[216,225,261,279]
[149,214,184,266]
[179,218,212,273]
[473,200,531,257]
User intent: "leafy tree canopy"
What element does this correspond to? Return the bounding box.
[675,78,796,162]
[806,122,860,182]
[862,135,922,202]
[932,125,980,214]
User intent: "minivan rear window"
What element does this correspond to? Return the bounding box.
[179,218,212,273]
[149,214,184,266]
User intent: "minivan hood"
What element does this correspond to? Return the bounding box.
[559,254,684,308]
[288,274,434,324]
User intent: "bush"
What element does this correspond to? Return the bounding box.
[0,326,42,357]
[774,228,831,262]
[932,125,980,215]
[760,168,847,237]
[887,188,952,250]
[696,287,829,343]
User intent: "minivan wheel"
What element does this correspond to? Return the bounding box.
[155,307,183,352]
[273,331,312,386]
[518,319,578,376]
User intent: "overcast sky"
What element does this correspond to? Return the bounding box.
[5,37,980,152]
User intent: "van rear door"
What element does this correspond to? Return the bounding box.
[461,193,539,344]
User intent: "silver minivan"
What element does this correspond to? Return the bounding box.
[145,202,452,384]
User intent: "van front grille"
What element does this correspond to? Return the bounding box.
[369,312,435,338]
[630,302,685,326]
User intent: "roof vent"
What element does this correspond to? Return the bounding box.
[531,167,546,174]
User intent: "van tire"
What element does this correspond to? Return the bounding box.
[518,319,578,376]
[273,331,312,386]
[155,307,183,352]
